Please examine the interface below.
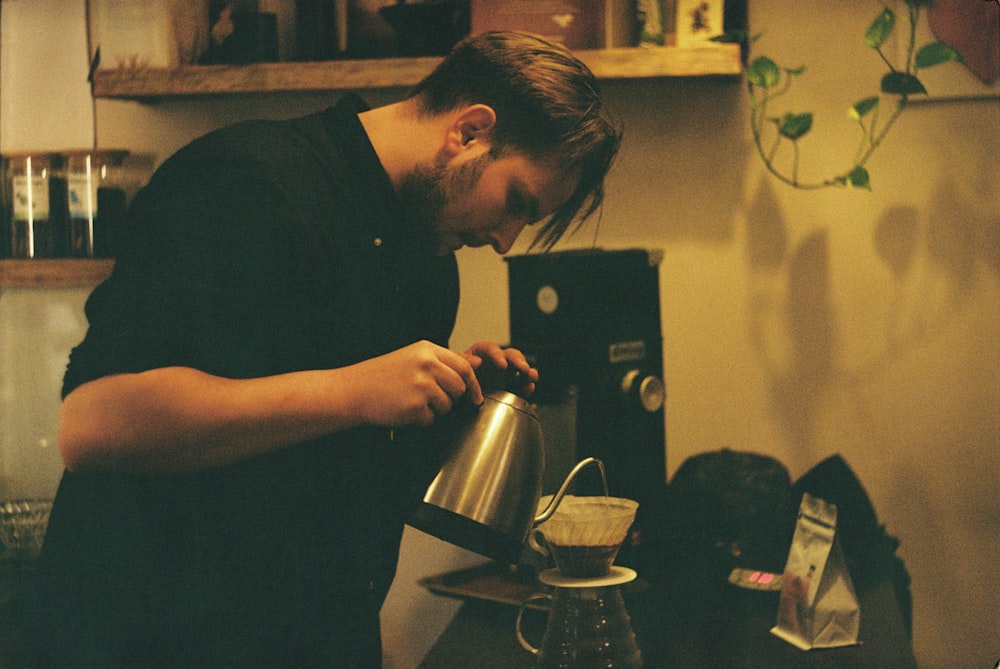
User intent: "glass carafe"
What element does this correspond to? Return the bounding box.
[517,567,643,668]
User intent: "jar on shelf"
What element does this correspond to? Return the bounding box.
[50,153,71,258]
[94,150,130,259]
[2,152,62,259]
[0,164,7,259]
[65,149,129,259]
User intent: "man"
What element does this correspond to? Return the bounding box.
[31,31,621,667]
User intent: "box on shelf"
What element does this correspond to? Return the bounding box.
[470,0,638,50]
[88,0,210,68]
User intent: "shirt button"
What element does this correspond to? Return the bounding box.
[373,237,383,247]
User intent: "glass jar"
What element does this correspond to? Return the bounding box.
[517,567,644,668]
[94,150,129,259]
[66,151,97,258]
[2,152,60,259]
[49,153,71,258]
[65,149,129,258]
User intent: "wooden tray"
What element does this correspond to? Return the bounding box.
[419,561,545,608]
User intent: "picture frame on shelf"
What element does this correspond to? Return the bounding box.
[675,0,724,47]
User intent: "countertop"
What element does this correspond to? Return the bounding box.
[418,561,917,669]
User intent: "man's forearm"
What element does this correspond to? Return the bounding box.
[57,365,362,475]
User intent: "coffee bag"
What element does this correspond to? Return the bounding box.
[771,492,860,650]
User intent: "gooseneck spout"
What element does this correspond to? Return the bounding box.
[533,457,607,525]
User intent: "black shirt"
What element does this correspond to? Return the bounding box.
[33,94,459,668]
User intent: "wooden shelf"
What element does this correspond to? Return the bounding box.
[0,260,114,288]
[91,44,743,100]
[14,46,742,286]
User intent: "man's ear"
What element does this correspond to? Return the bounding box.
[444,104,496,155]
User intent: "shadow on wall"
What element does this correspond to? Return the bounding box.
[925,170,1000,288]
[744,180,837,453]
[874,205,920,280]
[743,160,999,456]
[855,167,997,381]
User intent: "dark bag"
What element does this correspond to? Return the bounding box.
[636,449,912,637]
[639,448,795,580]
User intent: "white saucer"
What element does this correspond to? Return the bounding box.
[538,566,638,588]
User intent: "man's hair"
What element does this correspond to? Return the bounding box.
[408,31,623,250]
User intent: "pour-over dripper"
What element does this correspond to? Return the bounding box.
[530,495,639,578]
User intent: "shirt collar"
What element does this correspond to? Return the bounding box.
[322,93,443,260]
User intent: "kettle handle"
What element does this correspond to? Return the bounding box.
[533,457,607,525]
[515,593,552,656]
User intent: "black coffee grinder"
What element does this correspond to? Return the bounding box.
[506,248,667,510]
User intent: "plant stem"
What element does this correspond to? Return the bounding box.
[746,0,927,190]
[856,97,908,167]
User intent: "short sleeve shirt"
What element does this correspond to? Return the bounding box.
[35,94,459,668]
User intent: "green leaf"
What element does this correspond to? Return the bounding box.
[915,42,963,69]
[785,65,806,77]
[834,167,872,189]
[779,113,813,140]
[849,96,880,121]
[881,72,927,95]
[748,56,781,88]
[864,9,896,49]
[845,167,871,190]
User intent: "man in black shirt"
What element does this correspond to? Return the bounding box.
[33,31,621,667]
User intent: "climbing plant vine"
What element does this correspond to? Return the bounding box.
[743,0,962,190]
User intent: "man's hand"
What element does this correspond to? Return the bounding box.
[349,340,483,426]
[462,341,538,397]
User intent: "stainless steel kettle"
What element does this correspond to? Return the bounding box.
[408,389,603,563]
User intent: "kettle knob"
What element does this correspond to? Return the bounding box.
[503,366,530,395]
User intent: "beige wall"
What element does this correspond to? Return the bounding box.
[3,1,998,667]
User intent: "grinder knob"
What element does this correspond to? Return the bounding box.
[620,369,666,413]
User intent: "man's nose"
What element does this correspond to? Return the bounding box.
[490,219,527,255]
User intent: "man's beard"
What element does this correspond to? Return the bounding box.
[396,154,490,254]
[397,163,447,253]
